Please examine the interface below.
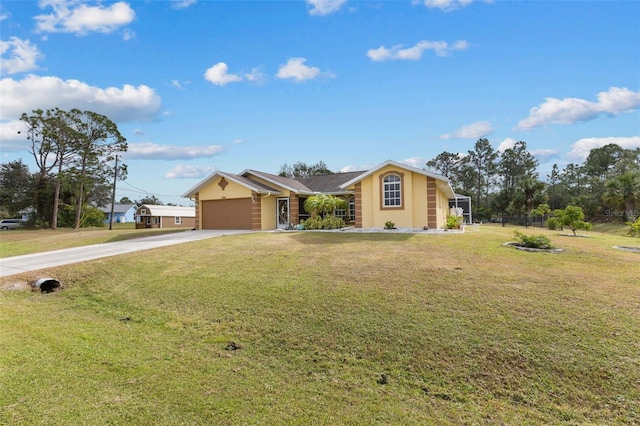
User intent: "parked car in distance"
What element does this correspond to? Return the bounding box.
[0,219,25,230]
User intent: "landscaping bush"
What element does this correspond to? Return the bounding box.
[445,214,461,230]
[627,217,640,237]
[546,217,563,230]
[384,221,395,230]
[301,215,346,230]
[513,230,554,249]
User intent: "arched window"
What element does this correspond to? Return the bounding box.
[383,173,402,207]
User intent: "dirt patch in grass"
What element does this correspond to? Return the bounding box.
[503,242,564,253]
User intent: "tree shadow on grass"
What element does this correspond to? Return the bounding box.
[287,231,415,245]
[105,229,186,243]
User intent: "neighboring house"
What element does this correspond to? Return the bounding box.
[449,194,472,224]
[134,204,196,229]
[182,160,456,231]
[100,203,137,224]
[18,207,35,222]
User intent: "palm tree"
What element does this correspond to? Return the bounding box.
[303,194,347,218]
[604,171,640,221]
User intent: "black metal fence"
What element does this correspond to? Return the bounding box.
[494,214,551,228]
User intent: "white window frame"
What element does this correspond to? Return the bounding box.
[383,173,402,208]
[335,203,347,220]
[348,197,356,222]
[175,216,182,225]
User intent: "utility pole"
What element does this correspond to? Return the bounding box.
[109,154,118,230]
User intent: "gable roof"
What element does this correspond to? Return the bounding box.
[339,160,456,199]
[299,171,365,194]
[182,171,283,198]
[181,160,456,200]
[100,203,136,214]
[241,169,313,194]
[137,204,195,217]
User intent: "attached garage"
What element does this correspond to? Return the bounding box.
[202,198,252,230]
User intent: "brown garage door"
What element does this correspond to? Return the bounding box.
[202,198,252,229]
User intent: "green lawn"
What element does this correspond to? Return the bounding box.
[1,226,639,424]
[0,224,187,258]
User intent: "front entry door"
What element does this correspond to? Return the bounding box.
[277,197,290,229]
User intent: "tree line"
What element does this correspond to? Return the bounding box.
[426,139,639,222]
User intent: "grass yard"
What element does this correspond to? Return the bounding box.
[1,225,639,424]
[0,224,187,258]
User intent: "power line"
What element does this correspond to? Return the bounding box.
[120,180,185,198]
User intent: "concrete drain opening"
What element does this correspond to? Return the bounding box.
[33,278,60,293]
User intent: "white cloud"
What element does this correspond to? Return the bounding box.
[166,164,216,179]
[566,136,640,161]
[530,149,560,163]
[400,157,427,169]
[232,138,245,144]
[244,67,266,84]
[0,37,44,76]
[339,164,371,172]
[122,29,135,41]
[204,63,264,86]
[0,119,28,152]
[416,0,491,12]
[276,57,333,81]
[497,137,516,152]
[35,0,136,35]
[171,0,197,10]
[516,87,640,130]
[171,79,191,89]
[0,74,162,122]
[204,62,242,86]
[127,142,225,160]
[367,39,469,61]
[307,0,347,16]
[440,121,493,139]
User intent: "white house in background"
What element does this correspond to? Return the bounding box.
[18,207,35,222]
[100,203,137,224]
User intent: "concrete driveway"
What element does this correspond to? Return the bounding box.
[0,230,253,278]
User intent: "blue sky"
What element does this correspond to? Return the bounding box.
[1,0,639,205]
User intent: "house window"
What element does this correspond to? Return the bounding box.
[335,202,346,220]
[140,208,147,214]
[348,197,356,222]
[175,216,182,225]
[382,173,402,208]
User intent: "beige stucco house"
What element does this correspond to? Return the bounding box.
[182,160,456,231]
